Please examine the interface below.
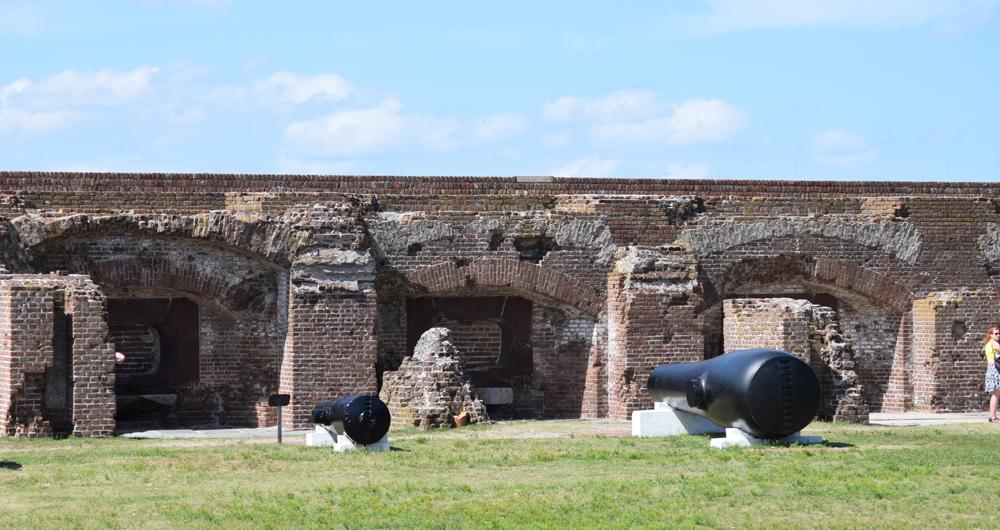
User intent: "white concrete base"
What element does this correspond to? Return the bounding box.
[710,428,824,449]
[306,425,389,452]
[632,403,725,437]
[474,387,514,405]
[306,425,337,447]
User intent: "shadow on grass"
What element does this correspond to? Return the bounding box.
[1,460,22,470]
[389,446,410,452]
[697,433,855,449]
[751,440,856,449]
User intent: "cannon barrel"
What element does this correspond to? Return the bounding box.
[311,395,391,445]
[648,349,820,438]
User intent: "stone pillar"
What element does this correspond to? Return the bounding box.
[0,281,55,436]
[66,280,117,436]
[911,291,1000,412]
[0,276,115,437]
[580,311,609,419]
[882,312,913,412]
[279,249,378,428]
[606,247,703,420]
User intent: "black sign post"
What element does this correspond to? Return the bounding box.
[268,394,291,444]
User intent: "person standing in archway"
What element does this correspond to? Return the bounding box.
[983,326,1000,423]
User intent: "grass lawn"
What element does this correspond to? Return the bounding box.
[1,420,996,529]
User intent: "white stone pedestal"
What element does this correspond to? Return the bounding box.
[632,402,725,437]
[709,428,824,449]
[306,425,390,452]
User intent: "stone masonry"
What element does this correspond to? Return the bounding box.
[0,172,999,435]
[380,328,489,428]
[723,298,868,423]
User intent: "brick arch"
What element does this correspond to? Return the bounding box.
[12,212,308,267]
[679,218,923,265]
[709,254,912,313]
[81,256,275,312]
[406,258,604,317]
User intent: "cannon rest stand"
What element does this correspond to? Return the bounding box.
[632,402,823,448]
[709,428,823,448]
[306,423,389,452]
[632,402,724,436]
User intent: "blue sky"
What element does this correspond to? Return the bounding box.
[1,1,998,180]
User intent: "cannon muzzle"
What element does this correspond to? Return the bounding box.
[312,395,391,445]
[648,349,820,438]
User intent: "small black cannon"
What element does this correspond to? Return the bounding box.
[648,348,820,439]
[311,395,391,446]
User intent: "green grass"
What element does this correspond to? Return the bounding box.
[1,421,997,529]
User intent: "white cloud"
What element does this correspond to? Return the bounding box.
[409,114,461,152]
[1,79,31,104]
[591,98,748,145]
[551,155,622,177]
[542,90,661,123]
[472,113,527,140]
[810,129,881,168]
[0,64,366,143]
[676,0,998,33]
[0,107,75,135]
[253,71,352,104]
[542,91,747,147]
[285,99,404,155]
[0,66,166,136]
[4,66,160,108]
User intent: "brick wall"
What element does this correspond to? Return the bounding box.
[911,291,1000,412]
[606,247,704,420]
[439,319,502,369]
[531,306,596,418]
[0,275,116,437]
[723,298,812,359]
[65,279,117,436]
[3,172,1000,432]
[279,284,378,428]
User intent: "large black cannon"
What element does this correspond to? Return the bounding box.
[648,348,820,438]
[311,395,391,446]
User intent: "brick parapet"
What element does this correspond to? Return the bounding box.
[2,172,999,197]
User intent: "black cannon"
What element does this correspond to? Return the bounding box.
[311,395,391,446]
[647,348,820,438]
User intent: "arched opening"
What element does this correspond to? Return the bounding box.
[26,233,290,431]
[700,254,912,413]
[380,258,605,419]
